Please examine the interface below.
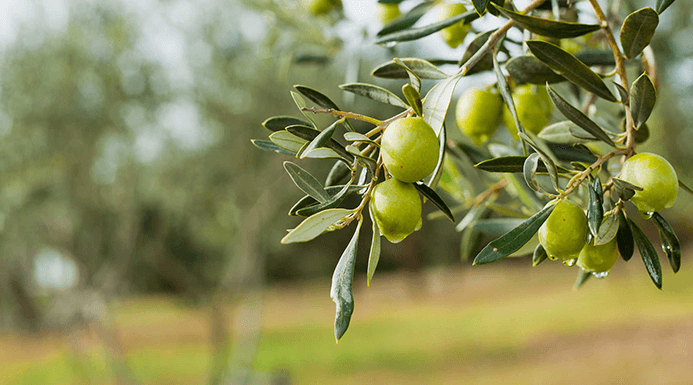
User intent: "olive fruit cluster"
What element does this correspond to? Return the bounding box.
[434,2,471,49]
[371,117,439,243]
[503,84,553,138]
[455,88,503,146]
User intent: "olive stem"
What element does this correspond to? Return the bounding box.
[301,107,383,126]
[560,148,629,197]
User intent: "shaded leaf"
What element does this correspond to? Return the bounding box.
[545,142,598,163]
[620,8,659,60]
[612,81,629,104]
[594,213,619,245]
[331,220,362,342]
[289,184,365,216]
[269,130,308,153]
[394,59,422,92]
[287,125,354,162]
[376,1,434,37]
[612,177,642,201]
[506,55,565,85]
[371,58,449,80]
[533,243,548,266]
[422,74,463,137]
[294,85,354,132]
[325,161,352,187]
[402,83,423,116]
[523,152,541,192]
[281,208,353,244]
[492,4,601,38]
[475,155,569,173]
[458,30,495,75]
[473,204,555,265]
[473,0,491,15]
[527,41,616,102]
[366,206,382,286]
[299,118,342,159]
[290,91,318,127]
[426,122,447,189]
[679,180,693,196]
[495,53,526,143]
[616,210,635,261]
[374,10,478,45]
[630,73,657,129]
[651,212,681,273]
[251,139,296,156]
[295,181,354,217]
[262,116,311,132]
[344,132,378,145]
[302,148,342,160]
[539,121,592,144]
[520,133,560,193]
[546,84,615,146]
[345,145,378,173]
[587,176,604,238]
[414,182,455,222]
[284,161,330,203]
[574,269,591,290]
[473,218,526,235]
[339,83,408,108]
[655,0,675,14]
[628,218,662,289]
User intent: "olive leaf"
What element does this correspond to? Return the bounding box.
[251,139,296,156]
[473,218,527,235]
[473,204,555,265]
[374,10,478,45]
[344,132,378,145]
[290,91,318,128]
[281,208,354,244]
[679,180,693,197]
[286,125,354,162]
[294,85,354,132]
[294,181,354,217]
[628,218,662,289]
[587,176,604,238]
[426,122,447,189]
[494,53,526,146]
[574,269,591,290]
[539,121,591,144]
[422,74,463,137]
[594,213,619,245]
[402,83,423,116]
[262,116,311,132]
[475,155,571,173]
[394,59,422,93]
[612,177,642,202]
[491,3,601,38]
[366,206,381,287]
[284,161,330,203]
[651,212,681,273]
[414,182,455,222]
[523,152,541,192]
[526,41,617,102]
[331,219,362,342]
[612,81,629,104]
[270,130,309,154]
[376,1,434,37]
[620,8,659,60]
[520,133,560,193]
[339,83,408,108]
[655,0,675,14]
[630,73,657,129]
[325,161,352,187]
[546,84,615,147]
[533,243,548,266]
[299,118,343,159]
[371,58,449,80]
[506,55,565,85]
[616,210,635,261]
[289,184,365,216]
[458,30,495,75]
[473,0,491,15]
[545,142,598,163]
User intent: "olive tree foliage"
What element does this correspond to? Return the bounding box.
[253,0,692,341]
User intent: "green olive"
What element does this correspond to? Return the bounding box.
[378,3,401,24]
[577,238,619,274]
[455,88,503,146]
[538,200,588,261]
[303,0,340,15]
[434,3,471,49]
[370,179,422,243]
[381,116,439,183]
[503,84,553,139]
[619,152,678,213]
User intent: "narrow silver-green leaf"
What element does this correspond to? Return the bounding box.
[402,83,423,116]
[345,145,378,172]
[473,204,555,265]
[289,184,365,216]
[281,208,353,244]
[612,81,629,104]
[523,152,541,192]
[371,58,449,80]
[616,210,635,261]
[539,121,591,144]
[251,139,296,156]
[290,91,318,127]
[473,218,526,235]
[492,3,601,38]
[339,83,408,108]
[679,180,693,196]
[594,213,619,245]
[374,10,478,45]
[628,218,662,289]
[651,212,681,273]
[533,243,548,266]
[495,53,527,154]
[620,8,659,60]
[300,118,342,159]
[655,0,675,14]
[506,55,565,85]
[612,177,642,201]
[527,40,616,102]
[422,74,462,137]
[587,176,603,238]
[344,132,378,145]
[630,73,657,129]
[295,180,353,217]
[286,125,354,162]
[376,1,434,37]
[472,0,491,15]
[546,84,615,146]
[366,206,381,286]
[414,182,455,222]
[458,29,495,75]
[395,59,422,93]
[270,130,309,153]
[426,122,447,189]
[294,85,354,132]
[475,155,570,174]
[331,219,362,342]
[283,161,330,203]
[574,269,591,290]
[520,133,560,193]
[262,116,311,132]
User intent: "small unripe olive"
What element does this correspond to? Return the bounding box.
[503,84,553,139]
[455,88,503,146]
[619,153,678,213]
[303,0,340,15]
[378,3,401,24]
[381,116,439,183]
[538,200,588,261]
[434,3,471,49]
[577,238,619,274]
[370,179,422,243]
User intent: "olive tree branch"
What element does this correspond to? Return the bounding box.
[560,148,629,197]
[301,107,383,126]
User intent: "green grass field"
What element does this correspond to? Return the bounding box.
[3,258,693,385]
